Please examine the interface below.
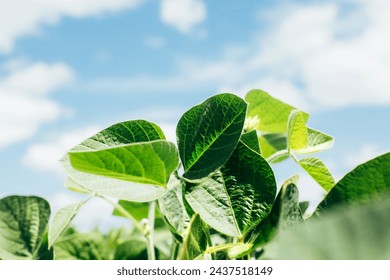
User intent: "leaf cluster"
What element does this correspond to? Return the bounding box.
[1,90,389,260]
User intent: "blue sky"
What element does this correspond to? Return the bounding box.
[0,0,389,229]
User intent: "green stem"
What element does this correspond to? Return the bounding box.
[146,201,156,260]
[99,195,144,233]
[170,240,180,260]
[205,243,242,254]
[266,149,289,163]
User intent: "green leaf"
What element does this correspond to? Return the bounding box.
[264,196,390,259]
[298,157,335,192]
[113,201,150,221]
[250,177,303,248]
[299,201,309,216]
[0,196,52,260]
[49,198,90,248]
[245,89,309,133]
[185,140,277,237]
[258,133,287,158]
[69,140,179,187]
[294,128,334,154]
[178,214,208,260]
[61,120,171,202]
[54,232,105,260]
[114,239,148,260]
[240,130,261,154]
[35,232,54,260]
[287,110,308,151]
[318,152,390,210]
[158,176,190,239]
[177,93,247,180]
[54,228,149,260]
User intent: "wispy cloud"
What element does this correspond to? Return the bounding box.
[160,0,206,33]
[86,0,390,111]
[22,126,101,174]
[0,60,74,148]
[344,144,387,169]
[0,0,144,53]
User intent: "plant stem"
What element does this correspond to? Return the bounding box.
[146,201,156,260]
[99,195,144,233]
[205,227,216,260]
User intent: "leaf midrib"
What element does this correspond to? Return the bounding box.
[185,100,245,173]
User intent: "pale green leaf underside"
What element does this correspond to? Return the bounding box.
[288,110,308,150]
[61,120,170,202]
[69,140,179,187]
[178,214,208,260]
[177,93,247,180]
[185,171,240,237]
[63,162,167,202]
[64,177,92,194]
[298,157,335,192]
[265,197,390,259]
[0,196,51,260]
[245,89,309,133]
[158,177,190,238]
[49,199,90,248]
[318,152,390,210]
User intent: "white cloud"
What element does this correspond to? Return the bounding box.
[0,0,144,53]
[160,0,206,33]
[0,61,74,148]
[344,144,386,168]
[81,0,390,111]
[22,126,101,174]
[223,0,390,109]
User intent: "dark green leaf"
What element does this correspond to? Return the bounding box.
[185,140,277,237]
[177,93,247,180]
[0,196,51,260]
[240,130,261,154]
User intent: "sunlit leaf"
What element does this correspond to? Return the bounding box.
[245,89,309,133]
[298,157,335,192]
